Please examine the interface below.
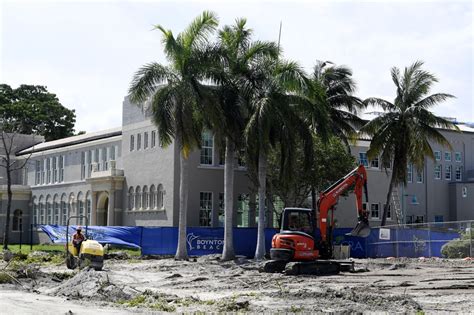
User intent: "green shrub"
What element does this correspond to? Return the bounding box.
[441,230,473,258]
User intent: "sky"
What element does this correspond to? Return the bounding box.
[0,0,472,133]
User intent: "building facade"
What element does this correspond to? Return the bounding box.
[1,98,473,244]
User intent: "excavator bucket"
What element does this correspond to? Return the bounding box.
[347,220,371,237]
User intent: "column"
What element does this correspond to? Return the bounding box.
[91,191,97,225]
[107,189,115,226]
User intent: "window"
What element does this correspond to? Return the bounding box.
[86,192,92,224]
[41,159,45,184]
[87,151,92,177]
[200,131,213,165]
[370,157,379,168]
[53,156,58,182]
[445,165,452,180]
[81,152,86,180]
[434,150,441,161]
[358,152,368,167]
[32,198,38,225]
[61,194,68,225]
[46,158,51,183]
[434,215,444,223]
[39,201,45,224]
[12,210,22,231]
[407,164,413,183]
[53,195,60,224]
[158,184,164,209]
[199,192,212,226]
[46,196,52,224]
[59,156,64,182]
[370,203,379,219]
[135,186,142,210]
[237,194,250,227]
[137,134,142,150]
[151,130,157,148]
[128,187,135,210]
[144,132,149,149]
[110,146,116,161]
[416,168,423,183]
[142,186,149,210]
[455,152,462,163]
[444,151,451,162]
[406,215,414,224]
[149,185,156,209]
[218,193,224,227]
[218,149,225,166]
[130,135,135,151]
[415,215,424,224]
[35,160,41,185]
[434,164,442,179]
[455,166,462,181]
[101,147,107,171]
[78,192,84,225]
[462,187,467,198]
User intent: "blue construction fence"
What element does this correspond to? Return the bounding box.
[40,225,462,258]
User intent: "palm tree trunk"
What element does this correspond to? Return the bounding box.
[175,136,189,260]
[381,172,397,226]
[222,138,235,261]
[254,148,267,260]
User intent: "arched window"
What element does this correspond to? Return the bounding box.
[128,187,135,210]
[86,191,92,224]
[68,192,75,222]
[142,186,149,210]
[61,194,68,225]
[149,185,156,209]
[53,194,60,224]
[13,210,23,231]
[77,192,84,225]
[39,196,44,224]
[32,197,38,225]
[158,184,164,210]
[135,186,142,210]
[46,195,52,224]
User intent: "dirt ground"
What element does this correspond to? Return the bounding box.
[1,255,474,314]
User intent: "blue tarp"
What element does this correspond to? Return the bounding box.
[40,225,141,248]
[39,225,462,258]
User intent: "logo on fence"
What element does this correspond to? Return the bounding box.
[186,233,224,251]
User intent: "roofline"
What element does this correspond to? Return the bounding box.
[17,130,122,156]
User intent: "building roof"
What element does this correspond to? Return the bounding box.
[17,127,122,155]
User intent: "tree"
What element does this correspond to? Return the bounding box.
[0,127,41,250]
[310,61,365,147]
[267,135,355,210]
[245,58,314,259]
[129,11,219,260]
[213,19,279,261]
[360,61,457,226]
[0,84,76,141]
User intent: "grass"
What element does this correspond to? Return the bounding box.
[118,292,176,312]
[0,272,13,284]
[6,244,64,255]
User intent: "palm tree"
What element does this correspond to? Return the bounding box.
[213,19,279,261]
[129,11,219,260]
[360,61,457,226]
[311,61,365,146]
[306,61,364,208]
[245,58,314,259]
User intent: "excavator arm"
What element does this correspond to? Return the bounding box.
[317,164,370,243]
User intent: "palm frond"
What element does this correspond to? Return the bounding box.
[129,63,175,104]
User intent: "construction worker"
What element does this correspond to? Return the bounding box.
[72,226,85,254]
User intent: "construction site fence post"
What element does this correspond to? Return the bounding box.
[395,228,399,258]
[471,221,473,258]
[427,222,432,258]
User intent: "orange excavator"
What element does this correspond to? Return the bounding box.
[264,164,370,274]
